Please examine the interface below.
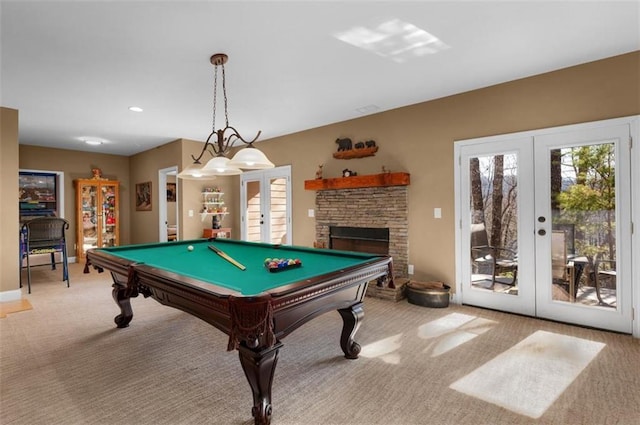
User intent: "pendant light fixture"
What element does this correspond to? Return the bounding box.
[178,53,274,179]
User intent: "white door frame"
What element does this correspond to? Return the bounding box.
[158,166,179,242]
[632,117,640,338]
[240,165,292,244]
[454,115,639,337]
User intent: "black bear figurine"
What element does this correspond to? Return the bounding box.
[365,140,376,148]
[354,142,365,149]
[335,138,353,151]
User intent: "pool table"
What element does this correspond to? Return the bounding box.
[86,238,393,425]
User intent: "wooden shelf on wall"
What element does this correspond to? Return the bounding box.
[304,172,410,191]
[332,146,378,159]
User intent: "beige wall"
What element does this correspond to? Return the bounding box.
[9,51,640,293]
[235,51,640,286]
[1,108,20,296]
[18,145,131,259]
[129,139,182,243]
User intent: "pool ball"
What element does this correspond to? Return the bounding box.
[187,245,194,251]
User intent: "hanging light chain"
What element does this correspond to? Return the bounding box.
[211,63,218,134]
[221,62,230,128]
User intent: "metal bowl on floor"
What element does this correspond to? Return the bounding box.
[406,281,450,308]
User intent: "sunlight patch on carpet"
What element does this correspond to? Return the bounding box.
[417,313,498,357]
[361,333,403,364]
[449,330,605,418]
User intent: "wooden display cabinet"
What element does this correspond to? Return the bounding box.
[75,178,119,259]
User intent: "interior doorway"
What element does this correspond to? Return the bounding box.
[158,166,179,242]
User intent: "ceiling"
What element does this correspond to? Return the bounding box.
[1,1,638,157]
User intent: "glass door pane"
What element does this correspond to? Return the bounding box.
[81,183,98,253]
[244,179,263,243]
[549,144,617,307]
[469,154,519,295]
[101,183,118,248]
[268,177,288,244]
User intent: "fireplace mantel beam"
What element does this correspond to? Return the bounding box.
[304,172,410,191]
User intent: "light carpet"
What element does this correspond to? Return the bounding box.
[2,263,639,425]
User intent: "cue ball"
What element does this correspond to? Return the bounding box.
[187,245,194,251]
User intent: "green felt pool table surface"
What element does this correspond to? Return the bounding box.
[98,238,383,296]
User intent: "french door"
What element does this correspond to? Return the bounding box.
[456,119,633,333]
[240,166,292,244]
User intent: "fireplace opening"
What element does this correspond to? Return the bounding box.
[329,226,389,255]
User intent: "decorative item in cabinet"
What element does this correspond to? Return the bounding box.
[75,178,120,259]
[201,187,229,230]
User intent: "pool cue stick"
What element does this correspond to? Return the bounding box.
[208,245,246,271]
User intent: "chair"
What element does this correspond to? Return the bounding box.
[551,230,576,301]
[20,217,70,294]
[593,254,616,306]
[470,223,518,287]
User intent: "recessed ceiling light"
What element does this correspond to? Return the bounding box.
[84,140,102,146]
[128,106,143,112]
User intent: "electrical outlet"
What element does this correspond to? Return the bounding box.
[408,264,414,274]
[308,209,315,217]
[188,209,194,217]
[434,208,442,219]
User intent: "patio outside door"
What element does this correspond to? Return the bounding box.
[456,120,633,333]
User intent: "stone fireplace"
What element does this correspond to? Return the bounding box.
[305,173,410,300]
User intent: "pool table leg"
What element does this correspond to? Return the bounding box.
[238,341,283,425]
[338,302,364,359]
[112,283,134,328]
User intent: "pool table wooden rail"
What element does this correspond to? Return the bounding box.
[87,249,391,338]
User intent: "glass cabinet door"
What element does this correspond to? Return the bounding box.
[80,183,99,254]
[100,183,118,247]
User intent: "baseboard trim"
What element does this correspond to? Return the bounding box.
[0,289,22,302]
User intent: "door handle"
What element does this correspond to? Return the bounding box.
[538,229,546,236]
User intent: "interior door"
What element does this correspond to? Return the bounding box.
[240,166,292,244]
[158,166,179,242]
[456,121,633,333]
[534,124,632,333]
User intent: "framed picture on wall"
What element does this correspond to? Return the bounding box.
[135,181,152,211]
[166,183,176,202]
